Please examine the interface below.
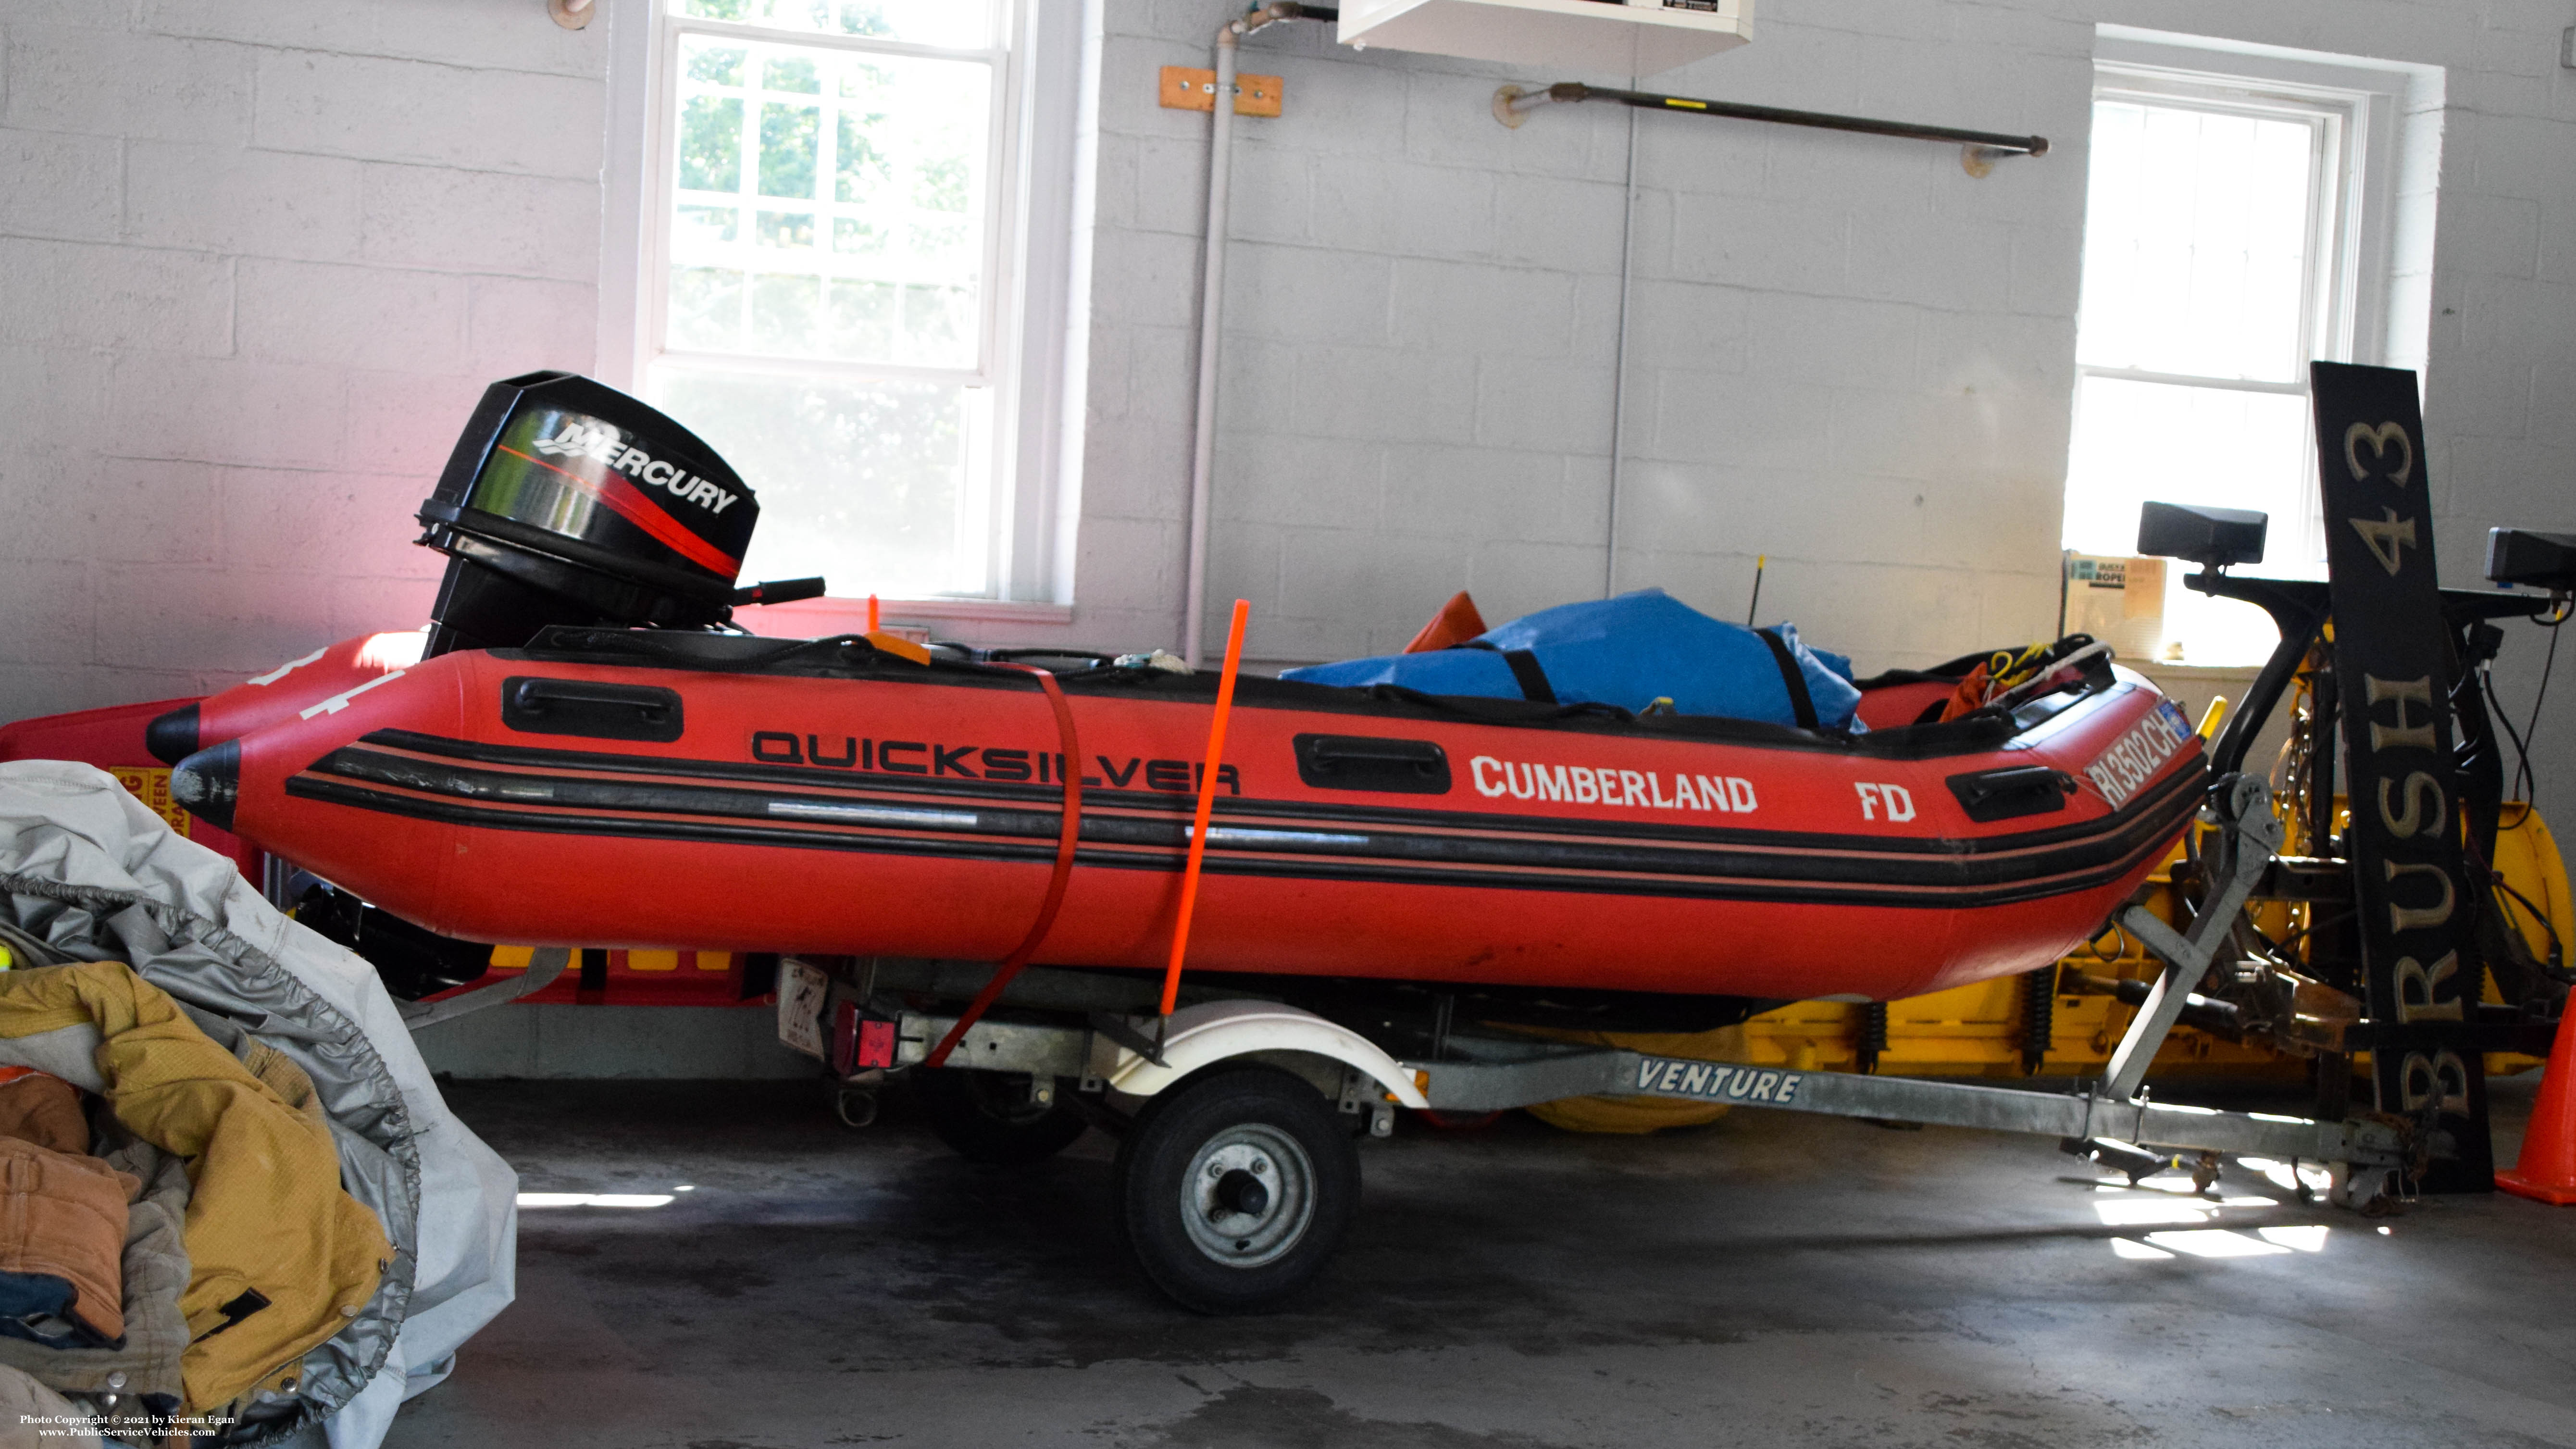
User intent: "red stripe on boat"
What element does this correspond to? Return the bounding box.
[494,443,740,578]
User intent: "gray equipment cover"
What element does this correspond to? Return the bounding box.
[0,761,516,1449]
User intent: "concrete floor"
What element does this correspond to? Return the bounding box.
[384,1071,2574,1449]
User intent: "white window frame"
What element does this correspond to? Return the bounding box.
[2082,76,2354,381]
[2075,73,2361,575]
[596,0,1088,622]
[2065,30,2439,664]
[2092,27,2436,371]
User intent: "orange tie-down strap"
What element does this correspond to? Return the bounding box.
[922,665,1083,1069]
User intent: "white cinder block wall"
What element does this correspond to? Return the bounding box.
[0,1,605,723]
[1098,0,2576,685]
[1126,7,2077,669]
[3,0,2573,799]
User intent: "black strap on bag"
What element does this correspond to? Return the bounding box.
[1456,641,1558,703]
[1499,649,1557,704]
[1756,628,1820,729]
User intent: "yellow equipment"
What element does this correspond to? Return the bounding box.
[1533,691,2574,1132]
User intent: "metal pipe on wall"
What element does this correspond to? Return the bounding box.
[1516,75,2049,604]
[1495,81,2050,160]
[1182,3,1334,667]
[1603,103,1638,601]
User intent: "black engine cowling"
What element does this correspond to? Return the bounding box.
[416,371,794,656]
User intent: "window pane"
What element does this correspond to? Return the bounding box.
[677,95,742,191]
[750,273,821,352]
[2063,376,2316,665]
[686,44,745,86]
[827,279,896,354]
[762,56,820,94]
[667,35,991,369]
[677,205,738,246]
[2075,100,2319,383]
[754,209,813,250]
[650,367,991,597]
[758,100,819,198]
[679,0,992,49]
[667,267,745,350]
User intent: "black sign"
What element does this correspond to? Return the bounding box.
[2311,362,2490,1191]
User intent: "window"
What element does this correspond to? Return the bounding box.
[2062,33,2435,666]
[638,0,1078,606]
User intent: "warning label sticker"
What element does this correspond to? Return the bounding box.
[110,766,191,838]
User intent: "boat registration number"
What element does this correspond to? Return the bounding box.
[2084,701,2196,808]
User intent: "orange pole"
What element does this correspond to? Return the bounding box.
[867,593,881,633]
[1161,599,1249,1015]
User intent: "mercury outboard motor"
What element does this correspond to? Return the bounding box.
[141,373,826,768]
[416,370,822,656]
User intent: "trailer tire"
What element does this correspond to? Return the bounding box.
[914,1069,1088,1165]
[1114,1066,1357,1314]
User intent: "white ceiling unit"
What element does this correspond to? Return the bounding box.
[1335,0,1752,78]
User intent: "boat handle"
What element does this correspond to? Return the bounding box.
[1294,734,1452,794]
[510,678,673,721]
[1308,737,1444,767]
[1945,765,2079,822]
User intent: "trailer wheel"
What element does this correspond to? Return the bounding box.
[1113,1066,1357,1313]
[914,1070,1088,1165]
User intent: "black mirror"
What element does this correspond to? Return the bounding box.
[2137,501,2267,570]
[2486,527,2576,592]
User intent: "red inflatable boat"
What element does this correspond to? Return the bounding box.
[131,370,2206,1009]
[143,628,428,767]
[172,626,2204,1004]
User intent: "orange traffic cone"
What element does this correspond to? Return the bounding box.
[2498,1002,2576,1204]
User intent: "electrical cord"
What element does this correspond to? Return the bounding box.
[2460,817,2576,988]
[2488,871,2571,984]
[2487,661,2533,808]
[2081,921,2134,966]
[2516,607,2563,805]
[2476,600,2563,819]
[2247,907,2356,966]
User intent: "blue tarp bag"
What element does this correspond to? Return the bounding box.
[1281,588,1864,731]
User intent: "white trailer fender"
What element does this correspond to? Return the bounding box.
[1101,1000,1430,1109]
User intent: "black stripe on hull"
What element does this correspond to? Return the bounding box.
[283,759,2200,912]
[347,725,2204,860]
[303,743,2201,893]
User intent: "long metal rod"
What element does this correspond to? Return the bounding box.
[1181,14,1243,669]
[1408,1048,2401,1165]
[1603,103,1638,600]
[1504,81,2049,158]
[1182,3,1335,667]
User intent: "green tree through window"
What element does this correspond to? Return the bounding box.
[655,5,1008,599]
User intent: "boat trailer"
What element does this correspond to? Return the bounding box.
[777,770,2420,1309]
